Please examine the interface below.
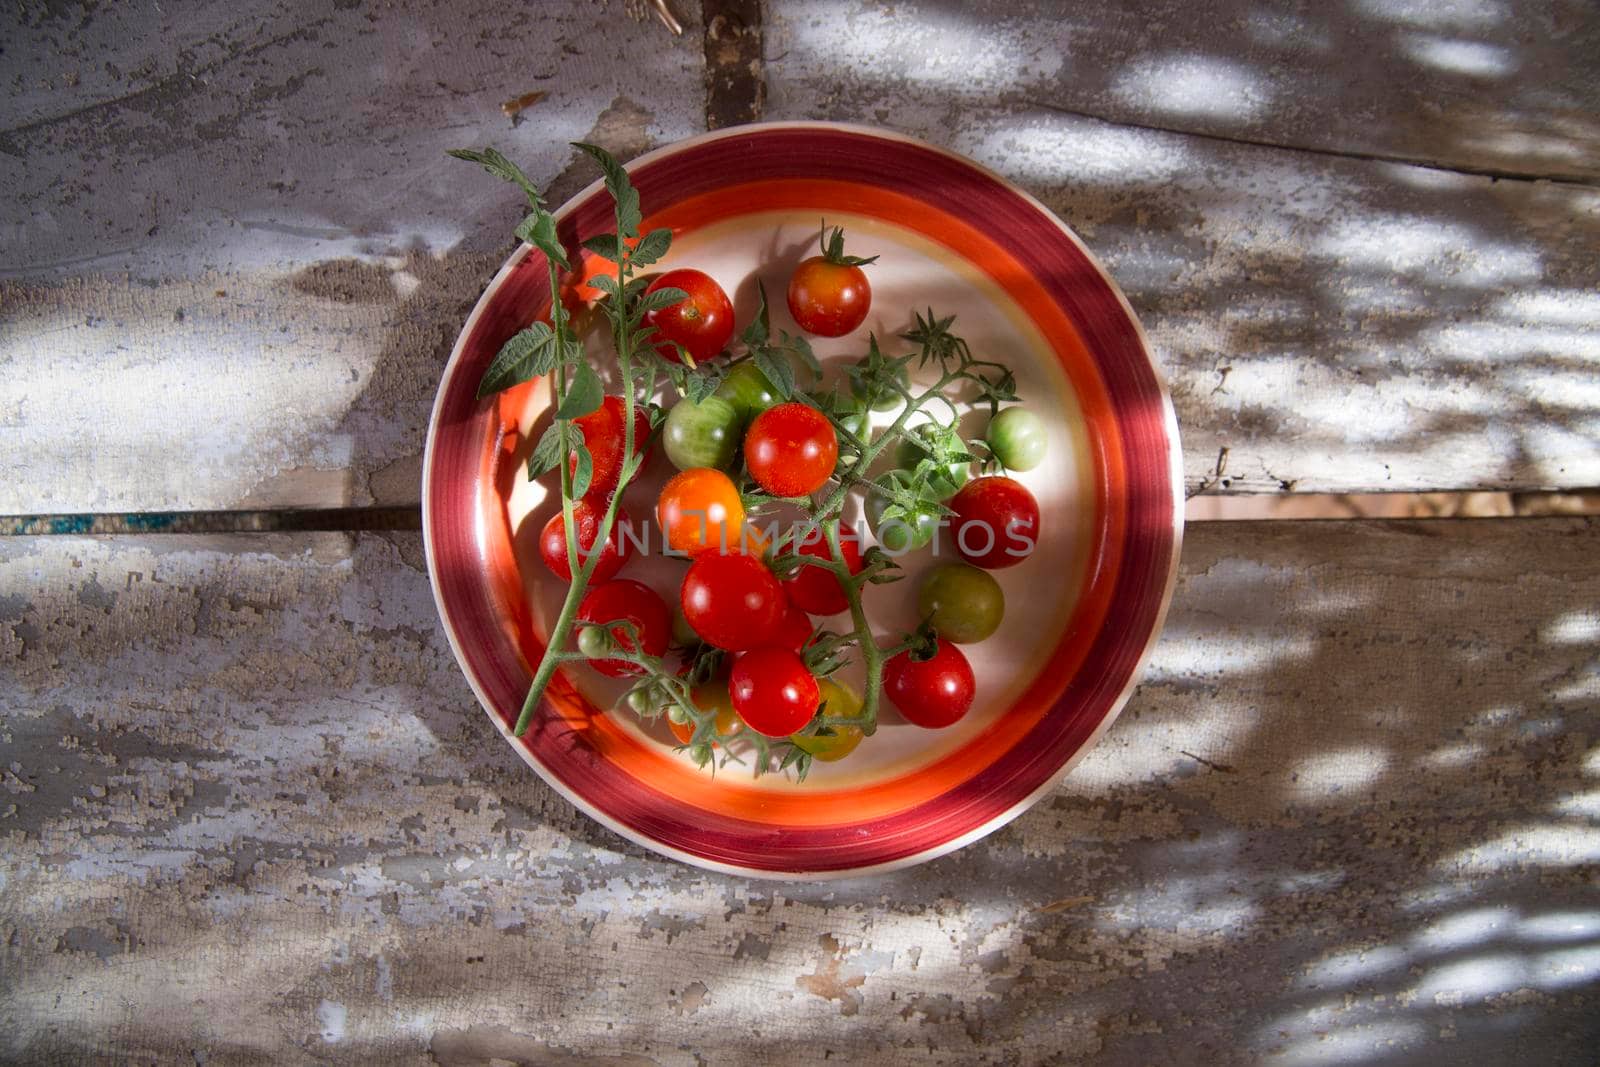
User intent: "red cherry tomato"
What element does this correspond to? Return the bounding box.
[575,579,670,678]
[788,259,871,337]
[884,638,976,728]
[781,526,864,616]
[745,402,838,498]
[730,647,821,737]
[950,476,1040,569]
[643,268,735,364]
[572,396,652,499]
[680,551,787,652]
[538,499,634,582]
[770,604,815,653]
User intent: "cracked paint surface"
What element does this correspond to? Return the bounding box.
[1,523,1595,1063]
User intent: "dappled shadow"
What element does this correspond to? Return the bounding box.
[3,520,1596,1062]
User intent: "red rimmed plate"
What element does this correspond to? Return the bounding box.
[423,123,1182,879]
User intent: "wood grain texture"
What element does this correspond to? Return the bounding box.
[765,0,1600,182]
[2,521,1595,1063]
[4,2,1598,513]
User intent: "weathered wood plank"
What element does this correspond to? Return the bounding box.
[2,521,1595,1063]
[4,3,1598,513]
[766,0,1600,182]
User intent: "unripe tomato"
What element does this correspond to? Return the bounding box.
[745,402,838,498]
[917,562,1004,643]
[950,476,1040,569]
[643,269,734,364]
[790,678,864,761]
[714,361,780,426]
[574,579,670,678]
[730,647,820,737]
[667,681,745,746]
[537,499,634,582]
[680,551,786,652]
[986,407,1047,472]
[663,395,740,471]
[884,639,976,728]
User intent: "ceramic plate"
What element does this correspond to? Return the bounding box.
[423,123,1182,878]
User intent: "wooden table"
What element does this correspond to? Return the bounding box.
[3,2,1596,1062]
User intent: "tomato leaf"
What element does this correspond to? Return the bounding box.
[570,437,594,498]
[629,227,673,267]
[739,283,771,348]
[447,147,544,207]
[583,234,623,263]
[555,361,604,420]
[526,422,570,479]
[572,141,641,239]
[633,286,689,317]
[513,211,570,271]
[752,347,794,401]
[477,323,565,398]
[781,331,821,382]
[683,363,724,405]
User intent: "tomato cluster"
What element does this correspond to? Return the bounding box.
[537,226,1054,770]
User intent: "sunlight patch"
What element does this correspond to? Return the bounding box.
[1112,54,1271,121]
[1291,749,1391,801]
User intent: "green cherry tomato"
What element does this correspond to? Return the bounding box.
[849,357,909,412]
[663,395,740,471]
[866,479,939,554]
[714,361,780,426]
[894,429,970,502]
[917,562,1005,644]
[790,678,864,762]
[987,407,1047,472]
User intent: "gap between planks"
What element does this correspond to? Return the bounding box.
[3,493,1596,537]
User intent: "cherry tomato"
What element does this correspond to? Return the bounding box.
[663,395,740,471]
[987,407,1047,472]
[917,562,1004,643]
[730,646,821,737]
[781,526,864,616]
[745,402,838,498]
[575,579,670,678]
[572,395,652,498]
[643,269,734,364]
[770,603,815,653]
[895,425,970,502]
[865,472,939,554]
[714,361,780,426]
[950,476,1040,569]
[787,228,874,337]
[667,681,744,746]
[790,678,864,761]
[537,499,634,582]
[658,467,745,557]
[680,551,786,652]
[884,639,975,728]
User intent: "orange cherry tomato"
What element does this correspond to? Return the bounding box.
[657,468,746,557]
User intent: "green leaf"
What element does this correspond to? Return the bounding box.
[514,212,570,270]
[526,423,566,479]
[477,323,563,398]
[572,141,641,239]
[629,227,673,267]
[740,283,771,348]
[683,363,724,405]
[447,147,543,207]
[752,347,795,400]
[588,273,619,297]
[633,286,688,317]
[570,438,594,498]
[782,332,821,381]
[582,234,624,263]
[554,361,604,420]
